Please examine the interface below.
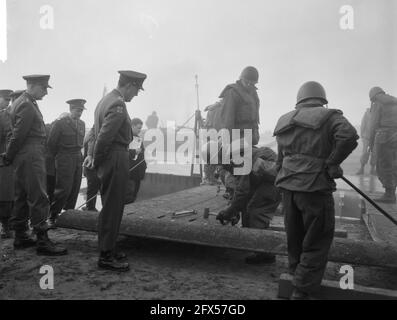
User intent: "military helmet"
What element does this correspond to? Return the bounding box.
[296,81,328,105]
[369,87,385,101]
[240,66,259,84]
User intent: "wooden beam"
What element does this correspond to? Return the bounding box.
[57,209,397,268]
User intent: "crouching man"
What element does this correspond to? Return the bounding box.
[214,140,281,264]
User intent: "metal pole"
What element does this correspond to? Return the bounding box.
[195,74,200,111]
[341,176,397,226]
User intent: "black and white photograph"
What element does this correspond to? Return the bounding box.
[0,0,396,306]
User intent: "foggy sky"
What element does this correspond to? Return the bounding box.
[0,0,396,130]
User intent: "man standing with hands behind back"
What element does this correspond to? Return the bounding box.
[85,70,146,271]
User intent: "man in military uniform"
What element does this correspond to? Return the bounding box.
[47,100,86,227]
[0,90,14,239]
[1,75,67,255]
[89,70,146,271]
[274,81,358,299]
[216,66,261,198]
[220,66,261,146]
[368,87,397,203]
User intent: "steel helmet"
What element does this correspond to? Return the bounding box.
[369,87,385,101]
[240,66,259,84]
[296,81,328,105]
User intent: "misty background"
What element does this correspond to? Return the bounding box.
[0,0,396,131]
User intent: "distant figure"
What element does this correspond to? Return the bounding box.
[368,87,397,203]
[145,111,159,129]
[356,108,376,175]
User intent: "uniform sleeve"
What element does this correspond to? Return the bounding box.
[93,104,126,162]
[275,142,284,172]
[228,174,251,212]
[47,121,61,155]
[84,127,95,157]
[5,103,35,161]
[326,113,359,166]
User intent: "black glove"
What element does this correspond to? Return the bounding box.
[327,164,343,179]
[216,207,240,226]
[0,153,11,167]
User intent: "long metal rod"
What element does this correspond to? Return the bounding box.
[341,176,397,226]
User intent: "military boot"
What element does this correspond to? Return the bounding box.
[36,230,68,256]
[14,230,36,249]
[375,188,396,204]
[0,220,13,239]
[98,251,130,272]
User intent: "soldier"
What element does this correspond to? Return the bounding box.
[1,75,67,255]
[368,87,397,203]
[82,128,100,212]
[274,81,358,299]
[47,100,86,227]
[220,66,260,146]
[356,107,376,175]
[215,66,261,198]
[0,90,14,239]
[216,143,281,264]
[88,70,146,271]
